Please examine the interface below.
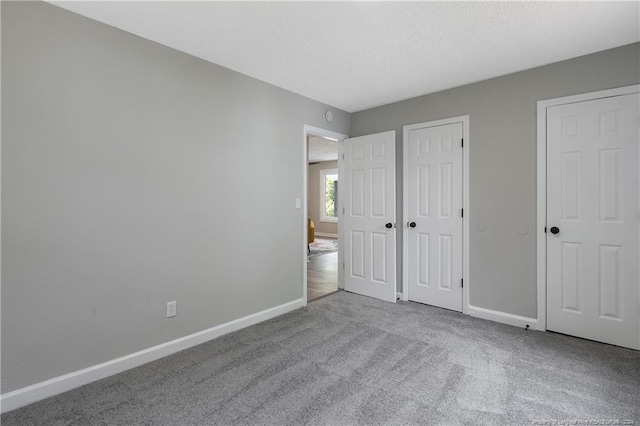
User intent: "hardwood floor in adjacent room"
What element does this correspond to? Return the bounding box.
[307,251,338,302]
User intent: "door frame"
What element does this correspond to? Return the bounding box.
[535,84,640,331]
[402,115,470,314]
[303,125,348,305]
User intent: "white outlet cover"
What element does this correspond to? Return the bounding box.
[167,301,176,318]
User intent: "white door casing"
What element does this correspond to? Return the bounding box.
[404,121,464,311]
[342,131,396,303]
[545,92,639,350]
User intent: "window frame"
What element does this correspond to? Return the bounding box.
[319,168,339,223]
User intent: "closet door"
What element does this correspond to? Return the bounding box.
[546,93,639,350]
[405,122,464,311]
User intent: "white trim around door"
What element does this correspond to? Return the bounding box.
[303,125,348,304]
[536,84,640,332]
[402,115,470,314]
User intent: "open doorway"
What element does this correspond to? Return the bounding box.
[307,134,339,301]
[303,126,347,303]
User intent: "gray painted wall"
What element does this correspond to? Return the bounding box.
[307,160,339,236]
[351,42,640,319]
[1,1,349,393]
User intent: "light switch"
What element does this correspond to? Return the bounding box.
[295,198,301,209]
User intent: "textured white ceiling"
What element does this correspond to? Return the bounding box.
[50,1,639,113]
[308,135,338,164]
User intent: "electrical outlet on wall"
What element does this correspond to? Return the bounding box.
[166,301,176,318]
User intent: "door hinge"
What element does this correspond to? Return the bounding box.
[544,226,547,233]
[461,208,464,218]
[342,153,345,160]
[461,278,464,288]
[461,138,464,148]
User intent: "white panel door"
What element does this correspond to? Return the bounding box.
[406,123,463,311]
[343,131,396,302]
[547,93,639,349]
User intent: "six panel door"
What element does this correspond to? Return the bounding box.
[342,131,396,303]
[406,123,464,311]
[546,93,640,350]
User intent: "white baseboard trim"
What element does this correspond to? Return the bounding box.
[396,292,403,300]
[315,232,338,238]
[0,298,305,414]
[468,305,538,330]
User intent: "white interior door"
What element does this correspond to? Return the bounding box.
[547,93,639,350]
[406,123,463,311]
[342,131,396,302]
